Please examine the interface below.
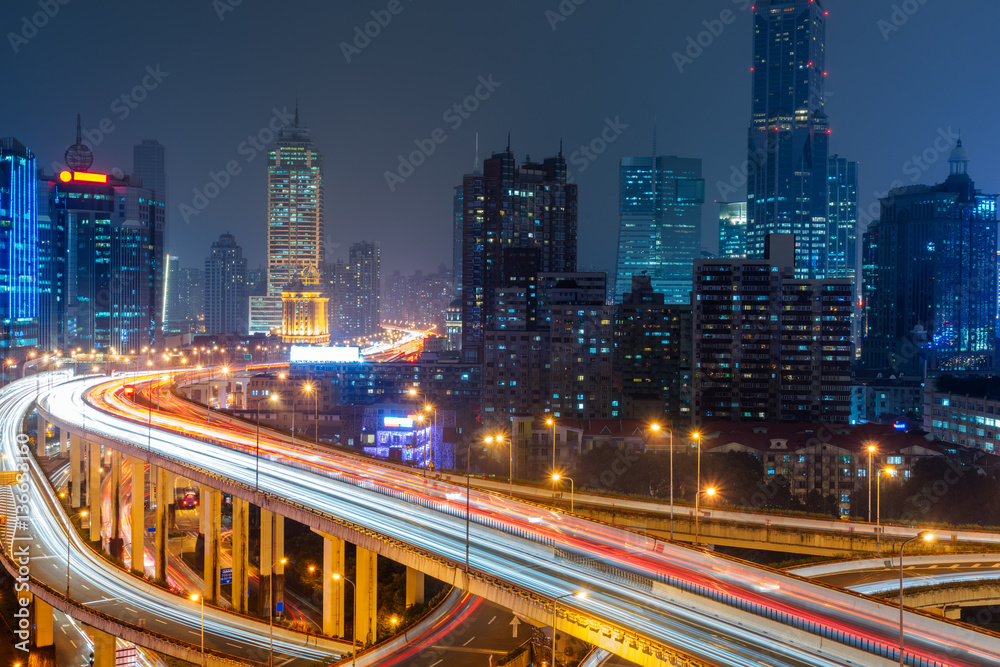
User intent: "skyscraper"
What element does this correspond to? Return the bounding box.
[250,108,324,333]
[693,234,852,424]
[459,145,577,361]
[718,201,748,259]
[204,233,248,335]
[0,138,39,352]
[862,142,997,376]
[827,155,859,282]
[613,155,704,303]
[452,184,463,293]
[746,0,830,278]
[344,241,381,339]
[133,140,166,202]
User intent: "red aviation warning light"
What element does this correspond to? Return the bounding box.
[58,170,108,184]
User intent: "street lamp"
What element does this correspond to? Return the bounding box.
[66,509,88,600]
[651,423,674,540]
[877,466,894,553]
[552,591,587,666]
[190,592,205,667]
[269,556,288,667]
[332,574,357,667]
[546,418,556,497]
[424,403,436,473]
[693,431,702,544]
[552,474,575,512]
[485,434,511,497]
[899,531,935,666]
[303,382,319,443]
[696,486,716,544]
[867,444,877,523]
[255,393,280,493]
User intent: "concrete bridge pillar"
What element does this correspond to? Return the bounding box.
[87,441,101,543]
[406,567,425,607]
[318,530,346,637]
[58,427,66,455]
[259,509,285,617]
[129,456,145,574]
[154,466,173,583]
[69,432,82,507]
[109,450,122,560]
[231,496,249,613]
[36,413,47,457]
[88,626,116,667]
[201,486,222,604]
[356,546,377,646]
[32,596,55,664]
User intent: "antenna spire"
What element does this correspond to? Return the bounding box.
[473,132,481,174]
[76,114,82,144]
[506,132,511,153]
[294,94,300,128]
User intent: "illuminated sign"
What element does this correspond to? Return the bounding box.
[384,416,414,428]
[893,421,907,431]
[289,346,361,363]
[59,170,108,184]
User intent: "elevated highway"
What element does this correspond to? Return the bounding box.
[32,370,1000,666]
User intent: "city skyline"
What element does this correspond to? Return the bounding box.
[2,1,995,277]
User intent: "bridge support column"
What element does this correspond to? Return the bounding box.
[406,568,425,607]
[31,596,55,665]
[129,456,145,574]
[58,427,66,455]
[88,626,116,667]
[87,441,101,543]
[36,413,47,457]
[356,546,377,646]
[69,433,82,507]
[109,449,122,559]
[259,509,285,617]
[232,496,249,613]
[154,466,172,583]
[319,531,345,636]
[201,486,221,603]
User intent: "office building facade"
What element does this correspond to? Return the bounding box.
[862,142,997,376]
[204,233,248,336]
[613,156,705,303]
[827,155,859,282]
[0,138,39,352]
[746,0,830,278]
[718,201,747,259]
[693,234,852,424]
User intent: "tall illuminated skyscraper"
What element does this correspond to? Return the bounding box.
[827,155,859,282]
[718,201,747,259]
[613,156,704,303]
[204,233,248,335]
[250,107,324,333]
[0,138,39,352]
[746,0,830,278]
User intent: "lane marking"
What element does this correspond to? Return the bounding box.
[155,619,168,625]
[227,642,242,648]
[188,630,200,636]
[70,640,77,649]
[430,661,443,667]
[488,615,496,625]
[463,636,476,646]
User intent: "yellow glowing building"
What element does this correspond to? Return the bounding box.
[280,266,329,346]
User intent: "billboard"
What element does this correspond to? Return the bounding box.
[290,346,361,363]
[384,416,415,428]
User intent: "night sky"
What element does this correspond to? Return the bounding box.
[2,0,996,276]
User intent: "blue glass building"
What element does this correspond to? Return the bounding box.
[613,156,704,303]
[0,138,39,352]
[827,155,859,283]
[746,0,830,278]
[718,201,747,259]
[862,142,998,375]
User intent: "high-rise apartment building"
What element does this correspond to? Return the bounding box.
[346,241,380,339]
[459,146,577,362]
[862,143,997,376]
[613,156,704,303]
[250,110,324,333]
[746,0,830,278]
[0,138,39,352]
[827,156,859,283]
[718,201,747,259]
[204,233,248,335]
[133,140,166,204]
[693,234,852,424]
[452,185,463,293]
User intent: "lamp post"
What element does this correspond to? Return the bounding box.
[552,591,587,667]
[465,439,474,574]
[695,487,716,544]
[189,592,205,667]
[486,434,511,497]
[424,403,436,473]
[269,556,288,667]
[877,467,894,553]
[546,418,556,497]
[899,531,935,666]
[303,382,319,442]
[255,394,279,493]
[867,444,876,523]
[66,510,88,600]
[552,474,575,512]
[332,574,357,667]
[693,431,702,544]
[651,423,674,540]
